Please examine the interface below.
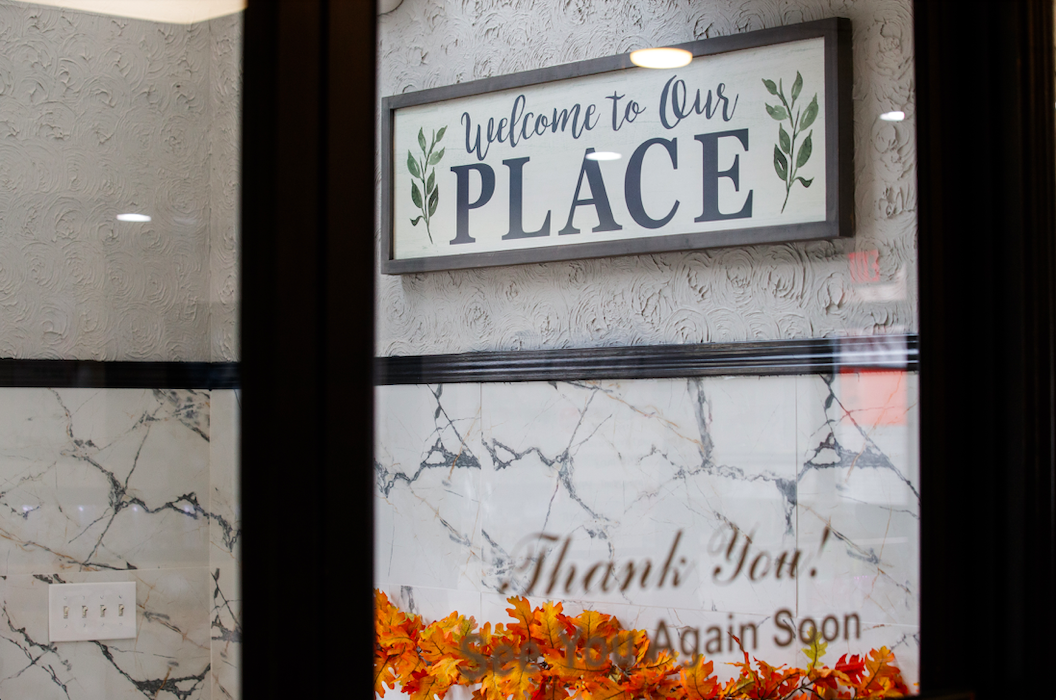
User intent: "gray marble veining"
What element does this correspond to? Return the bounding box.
[375,372,920,685]
[0,388,242,700]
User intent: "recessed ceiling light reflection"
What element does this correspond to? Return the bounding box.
[116,213,151,222]
[586,151,622,161]
[879,111,905,122]
[630,47,692,69]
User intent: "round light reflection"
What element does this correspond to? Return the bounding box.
[879,110,905,122]
[116,213,151,222]
[630,47,692,69]
[585,151,622,161]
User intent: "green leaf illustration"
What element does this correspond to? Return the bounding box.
[774,146,788,181]
[408,123,447,243]
[800,95,819,132]
[763,71,820,214]
[796,131,813,168]
[779,124,791,155]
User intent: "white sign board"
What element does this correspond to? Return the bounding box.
[381,19,851,274]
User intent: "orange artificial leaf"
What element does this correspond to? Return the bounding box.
[858,647,909,698]
[506,596,535,638]
[393,649,425,683]
[574,609,619,645]
[477,666,508,700]
[406,670,450,700]
[376,593,412,646]
[420,612,468,663]
[498,654,543,699]
[429,656,464,686]
[530,600,572,651]
[681,656,719,700]
[374,652,398,697]
[531,677,571,700]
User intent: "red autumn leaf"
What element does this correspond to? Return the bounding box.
[835,653,866,685]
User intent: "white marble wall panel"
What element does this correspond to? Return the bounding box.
[0,389,210,573]
[209,389,240,700]
[0,387,242,700]
[478,377,798,615]
[795,373,919,628]
[375,384,485,593]
[375,373,919,688]
[0,569,211,700]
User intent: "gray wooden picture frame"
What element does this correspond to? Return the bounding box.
[380,17,852,275]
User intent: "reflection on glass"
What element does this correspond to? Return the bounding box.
[630,47,694,69]
[374,371,919,695]
[0,1,242,698]
[376,2,918,697]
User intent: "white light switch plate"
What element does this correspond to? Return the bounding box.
[48,582,136,642]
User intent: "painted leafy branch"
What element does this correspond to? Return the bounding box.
[763,72,818,213]
[407,125,447,243]
[374,589,910,700]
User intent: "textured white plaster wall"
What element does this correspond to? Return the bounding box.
[376,0,915,356]
[0,0,240,361]
[209,12,241,362]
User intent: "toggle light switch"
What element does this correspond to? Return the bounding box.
[48,582,136,642]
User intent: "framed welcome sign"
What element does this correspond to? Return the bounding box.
[380,18,852,274]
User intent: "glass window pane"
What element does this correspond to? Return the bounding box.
[375,2,917,698]
[0,2,242,698]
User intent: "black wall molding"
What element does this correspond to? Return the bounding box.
[375,334,918,385]
[0,360,240,389]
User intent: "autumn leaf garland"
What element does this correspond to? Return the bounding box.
[374,589,910,700]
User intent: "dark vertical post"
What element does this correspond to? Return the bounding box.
[326,0,377,695]
[241,0,376,696]
[916,1,1055,698]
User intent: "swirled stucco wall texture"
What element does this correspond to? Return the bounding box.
[377,0,915,356]
[0,0,240,361]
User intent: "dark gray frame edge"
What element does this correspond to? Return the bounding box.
[380,17,853,275]
[375,333,917,385]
